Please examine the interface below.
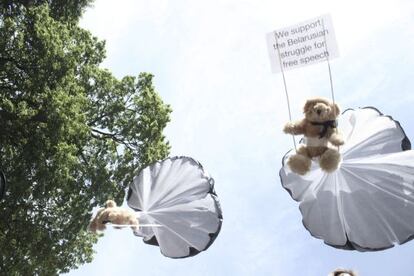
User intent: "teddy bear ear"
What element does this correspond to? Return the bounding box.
[88,218,99,233]
[105,200,116,208]
[303,99,316,113]
[333,103,341,116]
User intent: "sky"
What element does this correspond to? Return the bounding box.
[68,0,414,275]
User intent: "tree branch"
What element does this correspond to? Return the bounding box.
[90,128,135,151]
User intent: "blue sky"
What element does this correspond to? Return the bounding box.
[68,0,414,275]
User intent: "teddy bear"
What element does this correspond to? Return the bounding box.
[88,199,139,234]
[283,97,344,175]
[329,268,357,276]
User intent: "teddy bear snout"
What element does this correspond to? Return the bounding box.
[314,106,325,117]
[313,103,331,119]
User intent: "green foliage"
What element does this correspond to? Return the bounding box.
[1,0,93,22]
[0,2,171,275]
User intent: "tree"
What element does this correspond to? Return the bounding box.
[0,2,172,275]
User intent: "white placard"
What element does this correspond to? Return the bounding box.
[266,14,339,73]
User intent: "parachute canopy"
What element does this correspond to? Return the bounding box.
[280,107,414,251]
[0,171,5,200]
[127,156,222,258]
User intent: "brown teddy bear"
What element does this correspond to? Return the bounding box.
[88,199,139,233]
[329,268,357,276]
[283,97,344,175]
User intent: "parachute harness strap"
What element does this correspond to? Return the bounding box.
[274,32,297,151]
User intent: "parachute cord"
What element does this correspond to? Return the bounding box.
[321,18,340,151]
[274,32,297,151]
[321,18,336,107]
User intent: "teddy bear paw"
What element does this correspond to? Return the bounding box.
[283,122,296,134]
[319,148,341,172]
[287,154,312,175]
[329,133,345,146]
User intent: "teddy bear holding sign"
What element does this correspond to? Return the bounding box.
[283,97,344,175]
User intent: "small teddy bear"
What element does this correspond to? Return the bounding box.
[88,199,139,234]
[283,97,344,175]
[329,268,357,276]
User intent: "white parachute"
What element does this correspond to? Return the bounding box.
[280,107,414,251]
[127,156,223,258]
